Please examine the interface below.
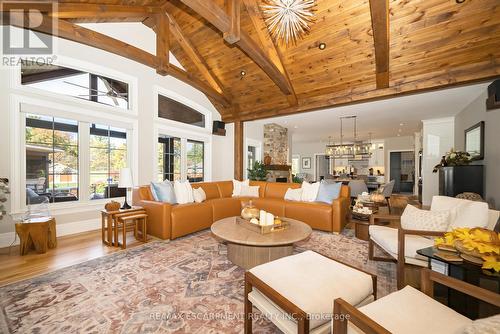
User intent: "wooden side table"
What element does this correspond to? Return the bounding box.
[101,206,144,246]
[15,217,57,255]
[115,212,148,249]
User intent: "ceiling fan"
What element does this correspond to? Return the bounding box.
[63,80,128,106]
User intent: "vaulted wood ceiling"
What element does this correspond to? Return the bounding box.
[2,0,499,123]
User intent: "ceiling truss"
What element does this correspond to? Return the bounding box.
[1,0,498,123]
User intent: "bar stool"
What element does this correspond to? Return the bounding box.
[115,211,148,249]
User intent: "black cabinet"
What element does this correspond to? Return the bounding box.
[439,165,484,197]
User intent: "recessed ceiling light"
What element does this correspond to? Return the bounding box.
[397,134,401,137]
[318,42,326,50]
[399,123,404,126]
[294,125,299,129]
[456,0,465,3]
[240,70,246,77]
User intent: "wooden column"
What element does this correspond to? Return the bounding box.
[234,120,244,180]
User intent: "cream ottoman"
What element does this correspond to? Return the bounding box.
[244,250,377,334]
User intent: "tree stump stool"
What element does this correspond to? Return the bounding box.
[15,217,57,255]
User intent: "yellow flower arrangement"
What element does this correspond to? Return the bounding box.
[435,228,500,272]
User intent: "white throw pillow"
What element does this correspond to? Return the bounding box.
[401,204,450,232]
[232,179,249,197]
[240,185,260,197]
[193,187,206,203]
[284,188,303,201]
[174,180,194,204]
[463,314,500,334]
[300,181,320,202]
[431,196,489,230]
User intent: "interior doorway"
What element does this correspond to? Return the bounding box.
[389,151,415,194]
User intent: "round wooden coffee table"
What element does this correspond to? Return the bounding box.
[211,216,312,269]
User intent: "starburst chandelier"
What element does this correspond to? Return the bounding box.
[261,0,316,45]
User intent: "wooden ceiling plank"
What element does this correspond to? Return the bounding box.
[242,0,297,106]
[166,12,226,95]
[223,0,241,44]
[156,13,170,75]
[369,0,389,89]
[175,0,294,96]
[2,12,228,106]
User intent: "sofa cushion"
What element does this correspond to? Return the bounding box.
[240,185,260,197]
[369,225,434,265]
[171,202,213,239]
[252,198,286,217]
[285,201,332,231]
[316,181,342,204]
[213,181,231,198]
[401,204,450,232]
[301,181,321,202]
[430,196,489,230]
[250,251,374,330]
[265,182,301,199]
[150,180,176,203]
[349,286,471,334]
[232,179,249,197]
[210,197,243,222]
[193,187,206,203]
[249,181,267,197]
[192,182,221,200]
[284,187,303,201]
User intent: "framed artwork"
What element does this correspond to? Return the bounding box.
[302,157,311,169]
[464,121,484,161]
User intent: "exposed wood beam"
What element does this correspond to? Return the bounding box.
[156,13,170,75]
[242,0,296,106]
[369,0,390,89]
[175,0,294,96]
[0,2,158,21]
[234,120,244,181]
[166,12,225,95]
[223,0,240,44]
[2,13,229,106]
[224,73,498,122]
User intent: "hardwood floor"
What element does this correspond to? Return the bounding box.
[0,229,152,287]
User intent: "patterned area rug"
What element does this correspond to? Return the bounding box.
[0,229,396,333]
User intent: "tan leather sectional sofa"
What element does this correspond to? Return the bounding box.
[132,181,351,240]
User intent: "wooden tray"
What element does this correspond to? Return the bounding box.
[236,216,290,234]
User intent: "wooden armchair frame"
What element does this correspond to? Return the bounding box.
[333,268,500,334]
[368,213,445,289]
[244,251,377,334]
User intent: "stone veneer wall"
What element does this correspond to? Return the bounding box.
[264,123,289,165]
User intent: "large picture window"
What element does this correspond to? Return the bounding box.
[25,114,79,204]
[90,124,127,200]
[21,61,129,110]
[187,140,204,182]
[157,135,181,182]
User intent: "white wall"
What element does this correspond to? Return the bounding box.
[422,117,455,205]
[454,90,500,209]
[0,24,221,241]
[211,122,265,181]
[290,141,326,180]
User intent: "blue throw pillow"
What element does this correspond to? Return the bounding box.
[316,181,342,204]
[150,180,177,204]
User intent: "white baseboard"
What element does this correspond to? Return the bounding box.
[0,219,100,248]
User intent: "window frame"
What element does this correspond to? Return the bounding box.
[186,139,205,182]
[13,55,138,116]
[12,97,135,214]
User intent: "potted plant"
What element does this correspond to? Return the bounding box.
[247,161,268,181]
[433,148,472,173]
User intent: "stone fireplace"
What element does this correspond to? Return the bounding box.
[263,123,291,182]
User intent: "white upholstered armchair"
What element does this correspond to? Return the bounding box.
[368,196,500,289]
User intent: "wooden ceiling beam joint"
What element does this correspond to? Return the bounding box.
[156,13,170,75]
[223,0,241,44]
